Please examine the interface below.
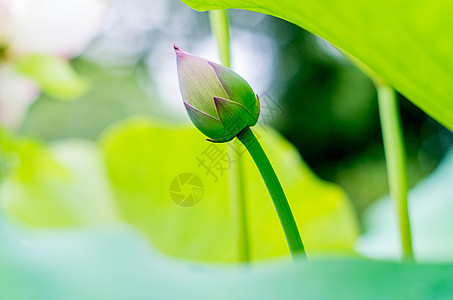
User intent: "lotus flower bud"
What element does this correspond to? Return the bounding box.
[174,44,260,142]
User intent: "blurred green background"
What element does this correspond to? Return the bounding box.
[1,0,453,297]
[15,1,452,221]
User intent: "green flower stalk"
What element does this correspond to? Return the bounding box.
[174,45,306,259]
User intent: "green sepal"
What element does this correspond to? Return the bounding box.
[208,61,257,115]
[213,97,250,136]
[183,101,230,141]
[249,94,260,126]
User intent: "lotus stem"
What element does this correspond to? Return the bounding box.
[376,80,414,260]
[237,127,306,259]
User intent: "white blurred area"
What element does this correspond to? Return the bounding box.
[0,0,107,129]
[0,65,38,127]
[1,0,107,57]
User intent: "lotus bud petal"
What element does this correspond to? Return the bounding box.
[174,44,260,142]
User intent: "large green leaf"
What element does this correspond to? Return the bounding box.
[100,117,359,261]
[1,118,358,261]
[181,0,453,131]
[0,219,452,299]
[0,131,118,226]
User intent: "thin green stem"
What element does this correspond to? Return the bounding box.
[209,9,250,262]
[229,144,250,262]
[208,10,230,67]
[376,81,414,260]
[237,127,306,259]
